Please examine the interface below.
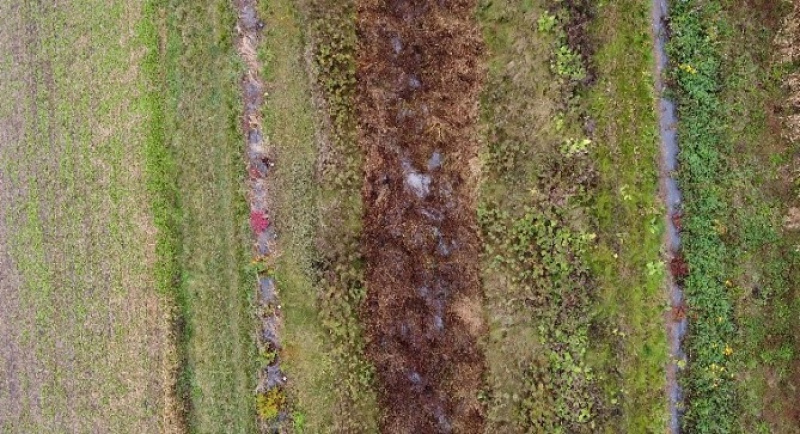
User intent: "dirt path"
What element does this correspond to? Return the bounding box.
[357,1,485,432]
[651,0,687,432]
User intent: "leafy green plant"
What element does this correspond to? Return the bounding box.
[667,2,737,432]
[292,411,307,431]
[561,138,591,157]
[537,8,587,82]
[480,203,601,432]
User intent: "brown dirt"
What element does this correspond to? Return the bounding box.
[356,1,485,432]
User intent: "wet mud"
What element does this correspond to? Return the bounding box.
[356,1,485,432]
[234,0,289,430]
[651,0,687,432]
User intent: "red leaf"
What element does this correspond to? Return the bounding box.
[250,211,269,233]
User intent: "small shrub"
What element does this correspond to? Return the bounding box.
[256,388,286,421]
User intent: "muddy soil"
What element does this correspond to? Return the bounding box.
[357,1,485,432]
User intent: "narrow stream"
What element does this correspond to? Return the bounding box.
[234,0,290,430]
[651,0,687,432]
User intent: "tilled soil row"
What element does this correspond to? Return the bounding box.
[356,1,485,432]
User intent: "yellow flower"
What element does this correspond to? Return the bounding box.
[680,63,698,75]
[724,344,733,356]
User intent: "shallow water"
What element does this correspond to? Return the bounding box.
[652,0,687,432]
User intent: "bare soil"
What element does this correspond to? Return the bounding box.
[356,1,485,432]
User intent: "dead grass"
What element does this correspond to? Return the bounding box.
[357,1,486,432]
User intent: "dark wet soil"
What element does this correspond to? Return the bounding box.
[356,1,485,432]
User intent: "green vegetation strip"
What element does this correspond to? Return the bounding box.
[160,1,258,432]
[256,0,358,431]
[667,1,736,432]
[587,1,668,431]
[255,0,380,431]
[304,0,381,429]
[669,1,800,432]
[720,2,800,431]
[478,0,667,432]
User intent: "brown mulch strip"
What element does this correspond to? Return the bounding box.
[356,1,485,432]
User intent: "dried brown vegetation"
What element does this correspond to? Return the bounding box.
[356,1,485,432]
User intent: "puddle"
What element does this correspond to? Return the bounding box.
[652,0,687,432]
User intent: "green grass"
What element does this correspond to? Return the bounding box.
[160,1,258,432]
[256,0,342,431]
[586,1,668,432]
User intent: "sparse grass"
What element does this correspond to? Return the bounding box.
[477,2,564,431]
[0,1,172,431]
[477,1,604,432]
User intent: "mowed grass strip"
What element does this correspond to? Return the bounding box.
[256,0,340,431]
[0,1,174,432]
[161,0,258,432]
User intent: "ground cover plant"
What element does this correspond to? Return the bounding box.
[669,0,800,432]
[260,0,382,431]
